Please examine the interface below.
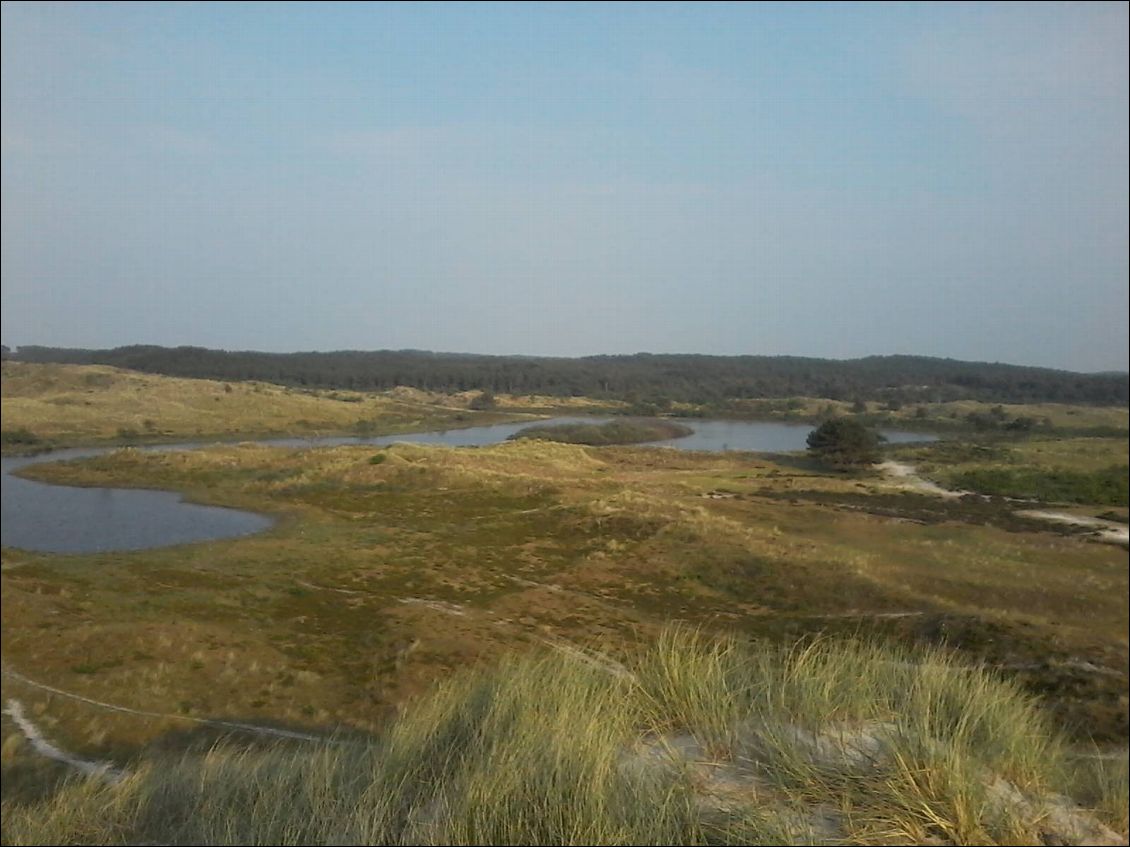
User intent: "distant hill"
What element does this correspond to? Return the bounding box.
[7,345,1128,405]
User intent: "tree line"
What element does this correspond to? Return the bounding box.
[5,345,1127,405]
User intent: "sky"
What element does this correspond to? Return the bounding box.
[2,2,1127,372]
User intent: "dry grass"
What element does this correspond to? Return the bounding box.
[3,367,1127,833]
[721,396,1129,432]
[1077,751,1129,834]
[4,438,1126,769]
[2,629,1124,845]
[0,362,532,446]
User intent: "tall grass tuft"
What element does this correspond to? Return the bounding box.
[634,625,752,752]
[355,651,700,844]
[1066,749,1129,836]
[3,628,1124,846]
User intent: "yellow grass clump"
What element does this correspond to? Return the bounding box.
[3,628,1125,846]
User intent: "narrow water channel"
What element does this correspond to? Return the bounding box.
[1,419,934,554]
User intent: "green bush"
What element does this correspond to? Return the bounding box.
[469,391,497,411]
[806,417,882,467]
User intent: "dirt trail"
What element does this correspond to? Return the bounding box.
[877,460,965,499]
[878,461,1129,545]
[1014,509,1129,545]
[1,664,335,744]
[3,699,125,782]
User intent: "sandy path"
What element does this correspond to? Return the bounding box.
[878,461,1128,546]
[1,664,335,744]
[1014,510,1129,545]
[3,698,125,782]
[877,460,966,498]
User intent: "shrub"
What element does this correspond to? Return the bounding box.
[0,427,41,446]
[469,391,497,411]
[806,417,882,468]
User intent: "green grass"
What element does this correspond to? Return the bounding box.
[2,629,1123,845]
[894,436,1130,507]
[947,466,1129,506]
[509,418,693,446]
[0,428,42,447]
[5,438,1126,760]
[0,428,52,456]
[718,397,1129,438]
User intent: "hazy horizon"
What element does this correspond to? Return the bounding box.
[3,3,1127,373]
[8,341,1128,377]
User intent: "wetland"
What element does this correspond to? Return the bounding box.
[2,361,1127,835]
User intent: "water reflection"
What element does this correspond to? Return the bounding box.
[2,418,933,554]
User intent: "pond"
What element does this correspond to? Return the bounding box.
[256,417,932,452]
[1,448,274,554]
[1,418,934,554]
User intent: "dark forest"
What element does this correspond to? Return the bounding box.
[7,345,1127,405]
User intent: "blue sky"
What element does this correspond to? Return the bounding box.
[2,2,1127,371]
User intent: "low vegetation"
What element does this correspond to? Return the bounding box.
[2,628,1125,845]
[0,428,41,446]
[11,344,1127,404]
[5,362,1125,455]
[0,428,45,455]
[5,437,1126,757]
[3,364,1126,844]
[948,466,1129,507]
[0,361,533,451]
[508,418,693,446]
[894,437,1130,509]
[805,417,882,468]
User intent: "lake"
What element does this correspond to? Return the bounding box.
[1,418,934,554]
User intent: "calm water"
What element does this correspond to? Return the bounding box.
[2,448,274,554]
[256,417,933,452]
[1,419,933,554]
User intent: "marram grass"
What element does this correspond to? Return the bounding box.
[2,627,1124,846]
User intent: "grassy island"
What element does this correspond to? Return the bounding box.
[508,418,693,446]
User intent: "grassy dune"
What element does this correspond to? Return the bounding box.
[4,438,1126,763]
[3,629,1126,845]
[894,437,1130,511]
[3,364,1127,842]
[0,362,533,450]
[10,361,1125,453]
